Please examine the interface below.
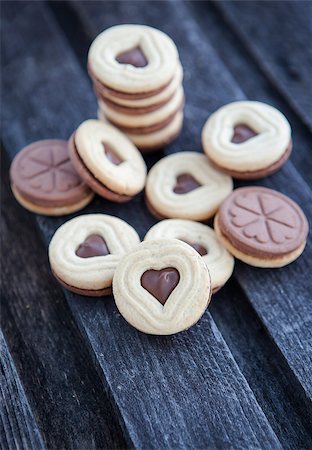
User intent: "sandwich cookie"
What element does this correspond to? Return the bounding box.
[69,120,147,202]
[49,214,141,296]
[214,187,308,268]
[144,219,234,293]
[113,239,211,335]
[202,101,292,179]
[10,140,94,216]
[145,152,233,221]
[88,24,184,151]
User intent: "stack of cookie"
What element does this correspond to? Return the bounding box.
[88,24,184,152]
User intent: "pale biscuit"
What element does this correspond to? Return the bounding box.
[97,63,183,108]
[49,214,140,295]
[145,152,233,221]
[98,86,184,129]
[202,101,291,176]
[98,109,183,151]
[74,120,146,196]
[144,219,234,292]
[88,24,179,93]
[113,239,211,335]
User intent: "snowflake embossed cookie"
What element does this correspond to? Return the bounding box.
[10,140,94,215]
[202,101,292,179]
[113,239,212,335]
[214,187,308,267]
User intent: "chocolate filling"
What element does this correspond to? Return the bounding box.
[76,234,110,258]
[182,240,207,256]
[141,268,180,305]
[116,46,148,68]
[69,133,132,203]
[103,142,123,165]
[231,124,258,144]
[88,63,173,99]
[173,173,201,194]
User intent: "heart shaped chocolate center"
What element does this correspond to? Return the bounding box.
[141,268,180,305]
[231,124,258,143]
[103,142,123,165]
[182,240,208,256]
[76,234,110,258]
[173,173,201,194]
[116,46,148,68]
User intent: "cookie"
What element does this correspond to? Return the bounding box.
[144,219,234,293]
[98,109,183,152]
[49,214,141,296]
[113,239,211,334]
[145,152,233,221]
[69,120,147,202]
[98,86,184,131]
[214,187,308,268]
[94,63,183,110]
[202,101,292,179]
[88,24,180,94]
[10,140,94,216]
[89,25,184,151]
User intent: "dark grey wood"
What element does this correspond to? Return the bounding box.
[73,0,312,403]
[1,2,284,449]
[188,1,312,186]
[0,150,127,450]
[216,1,312,132]
[0,329,45,450]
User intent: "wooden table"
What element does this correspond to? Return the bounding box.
[1,2,312,449]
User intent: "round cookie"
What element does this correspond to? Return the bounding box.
[98,109,183,152]
[98,86,184,131]
[88,24,179,94]
[145,152,233,221]
[49,214,141,296]
[94,63,183,109]
[202,101,292,179]
[144,219,234,293]
[113,239,211,335]
[214,186,308,268]
[69,120,147,202]
[10,140,94,216]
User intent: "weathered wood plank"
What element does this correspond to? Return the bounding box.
[188,1,312,186]
[1,2,283,448]
[0,329,46,450]
[216,1,312,132]
[0,150,127,450]
[73,0,312,403]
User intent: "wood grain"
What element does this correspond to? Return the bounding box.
[0,329,45,450]
[75,0,312,404]
[1,150,127,450]
[1,2,283,448]
[216,1,312,132]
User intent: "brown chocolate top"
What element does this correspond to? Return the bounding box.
[173,174,201,194]
[182,240,207,256]
[218,187,308,258]
[76,234,110,258]
[116,46,148,68]
[10,140,91,207]
[141,268,180,305]
[231,124,258,143]
[103,142,123,165]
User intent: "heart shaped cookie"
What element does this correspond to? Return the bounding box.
[113,239,211,335]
